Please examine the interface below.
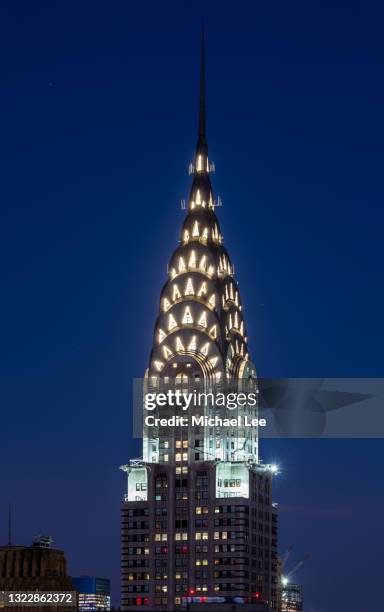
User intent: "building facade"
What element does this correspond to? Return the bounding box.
[121,31,279,611]
[281,583,303,612]
[72,576,111,611]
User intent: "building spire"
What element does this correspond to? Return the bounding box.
[197,22,207,154]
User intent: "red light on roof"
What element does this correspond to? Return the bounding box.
[189,588,195,595]
[136,596,142,605]
[254,592,260,599]
[143,598,149,605]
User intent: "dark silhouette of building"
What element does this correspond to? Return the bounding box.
[0,536,75,611]
[121,28,279,611]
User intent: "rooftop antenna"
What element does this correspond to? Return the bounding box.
[8,504,12,546]
[198,20,206,147]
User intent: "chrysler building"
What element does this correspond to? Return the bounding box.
[121,29,279,611]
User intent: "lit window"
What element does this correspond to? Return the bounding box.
[168,314,177,331]
[163,298,171,312]
[197,282,207,297]
[185,278,194,296]
[208,294,216,308]
[172,285,181,301]
[178,257,186,272]
[198,312,207,328]
[192,221,199,237]
[175,337,185,352]
[199,255,207,271]
[188,336,197,351]
[209,324,217,339]
[200,342,209,356]
[189,250,197,268]
[176,373,188,385]
[162,345,172,359]
[182,307,193,324]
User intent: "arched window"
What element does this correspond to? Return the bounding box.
[176,373,188,385]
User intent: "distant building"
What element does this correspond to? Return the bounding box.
[281,583,303,612]
[0,537,75,611]
[188,603,271,612]
[72,575,111,611]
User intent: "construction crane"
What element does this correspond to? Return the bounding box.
[281,545,294,571]
[282,553,310,586]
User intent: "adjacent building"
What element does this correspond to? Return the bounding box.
[0,536,75,611]
[121,30,279,611]
[72,575,111,611]
[281,583,303,612]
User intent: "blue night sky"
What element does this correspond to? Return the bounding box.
[1,2,383,611]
